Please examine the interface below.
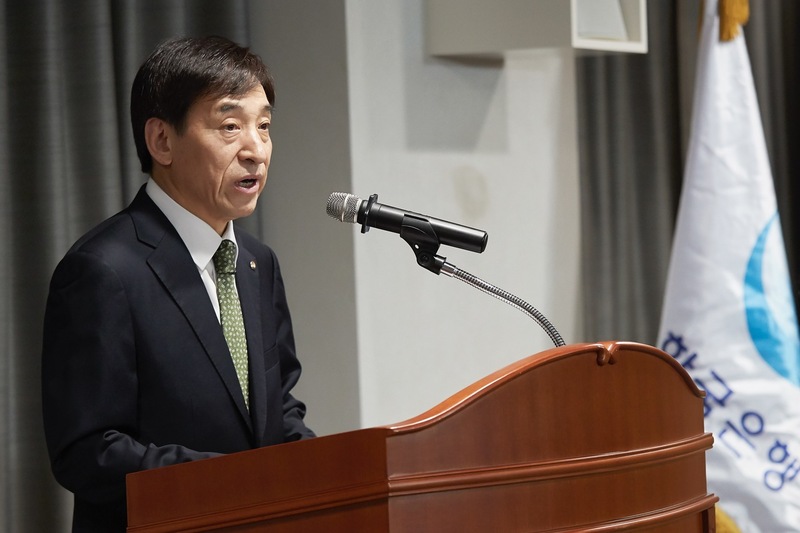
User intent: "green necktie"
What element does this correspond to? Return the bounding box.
[213,239,249,408]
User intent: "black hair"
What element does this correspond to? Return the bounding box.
[130,36,274,173]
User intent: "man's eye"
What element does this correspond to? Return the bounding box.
[259,122,270,131]
[223,123,238,132]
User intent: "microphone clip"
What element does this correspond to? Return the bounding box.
[359,193,446,274]
[400,214,447,275]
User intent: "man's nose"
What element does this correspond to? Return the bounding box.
[239,127,268,164]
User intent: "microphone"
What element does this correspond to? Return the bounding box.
[326,192,564,346]
[326,192,488,253]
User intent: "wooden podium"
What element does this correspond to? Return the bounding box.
[126,341,717,532]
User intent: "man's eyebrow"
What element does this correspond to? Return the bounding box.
[216,102,273,115]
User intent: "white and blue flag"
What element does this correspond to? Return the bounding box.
[657,1,800,531]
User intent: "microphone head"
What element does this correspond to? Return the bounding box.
[326,192,362,223]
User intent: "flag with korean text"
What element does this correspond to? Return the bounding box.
[657,1,800,531]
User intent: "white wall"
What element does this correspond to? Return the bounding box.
[251,0,582,434]
[346,1,582,427]
[251,1,361,437]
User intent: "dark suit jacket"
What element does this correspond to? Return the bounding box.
[41,187,314,532]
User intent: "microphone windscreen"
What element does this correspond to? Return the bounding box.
[326,192,362,223]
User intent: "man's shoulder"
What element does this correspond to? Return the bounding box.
[65,190,169,258]
[47,211,141,293]
[67,210,136,255]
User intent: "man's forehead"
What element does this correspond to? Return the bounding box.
[202,88,271,115]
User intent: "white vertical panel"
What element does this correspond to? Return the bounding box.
[346,0,582,427]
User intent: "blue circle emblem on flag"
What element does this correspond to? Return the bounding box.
[744,213,800,386]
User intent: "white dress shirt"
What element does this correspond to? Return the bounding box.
[145,178,238,322]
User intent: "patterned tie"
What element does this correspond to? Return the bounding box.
[213,239,249,408]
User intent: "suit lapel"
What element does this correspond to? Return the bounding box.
[128,189,253,431]
[235,240,267,444]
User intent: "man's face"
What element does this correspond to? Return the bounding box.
[155,85,273,234]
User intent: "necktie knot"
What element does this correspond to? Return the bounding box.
[213,239,237,275]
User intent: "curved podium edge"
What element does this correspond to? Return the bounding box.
[385,341,704,434]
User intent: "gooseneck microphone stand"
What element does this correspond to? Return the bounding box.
[362,202,566,348]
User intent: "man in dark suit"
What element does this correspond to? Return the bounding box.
[41,36,315,532]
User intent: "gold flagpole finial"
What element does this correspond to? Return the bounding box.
[719,0,749,41]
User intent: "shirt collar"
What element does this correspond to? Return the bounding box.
[145,178,238,271]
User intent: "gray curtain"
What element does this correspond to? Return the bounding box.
[0,1,250,530]
[576,0,800,345]
[575,1,683,344]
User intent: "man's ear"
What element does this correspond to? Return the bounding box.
[144,118,173,167]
